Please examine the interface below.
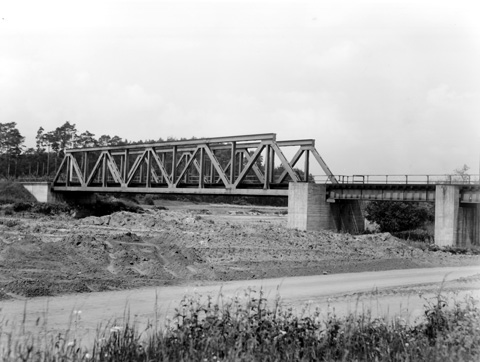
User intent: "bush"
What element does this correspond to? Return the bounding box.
[143,195,155,205]
[75,197,144,218]
[10,201,72,215]
[12,202,32,212]
[393,229,433,243]
[365,201,434,233]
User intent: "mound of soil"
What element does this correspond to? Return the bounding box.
[0,181,36,204]
[0,204,479,298]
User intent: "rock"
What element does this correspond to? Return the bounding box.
[93,218,104,225]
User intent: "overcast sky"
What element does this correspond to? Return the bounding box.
[1,0,479,177]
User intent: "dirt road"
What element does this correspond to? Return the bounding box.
[1,265,479,348]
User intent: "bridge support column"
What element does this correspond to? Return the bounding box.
[434,185,480,247]
[288,183,335,231]
[434,185,460,247]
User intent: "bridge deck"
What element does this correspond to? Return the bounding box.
[326,183,480,203]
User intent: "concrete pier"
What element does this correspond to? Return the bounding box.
[434,185,460,247]
[287,183,334,231]
[287,183,364,233]
[434,185,480,247]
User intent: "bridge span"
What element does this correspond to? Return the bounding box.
[51,133,335,196]
[22,133,479,249]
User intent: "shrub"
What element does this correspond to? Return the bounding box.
[393,229,433,243]
[12,202,32,212]
[365,201,434,233]
[143,195,155,205]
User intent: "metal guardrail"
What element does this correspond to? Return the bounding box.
[314,174,480,185]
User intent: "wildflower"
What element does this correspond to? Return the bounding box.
[110,326,123,333]
[73,310,82,315]
[85,353,91,359]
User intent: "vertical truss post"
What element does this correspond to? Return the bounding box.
[269,145,275,184]
[185,154,190,183]
[101,154,107,187]
[238,151,244,176]
[66,155,71,186]
[264,145,271,189]
[230,142,236,184]
[172,146,177,187]
[83,151,88,183]
[146,149,152,188]
[209,156,214,183]
[304,149,310,182]
[199,147,205,188]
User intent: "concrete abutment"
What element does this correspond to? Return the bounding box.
[21,182,96,204]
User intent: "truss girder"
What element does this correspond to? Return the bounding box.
[52,134,337,194]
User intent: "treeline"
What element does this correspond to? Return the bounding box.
[0,121,195,179]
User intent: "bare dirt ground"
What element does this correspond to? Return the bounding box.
[0,199,479,300]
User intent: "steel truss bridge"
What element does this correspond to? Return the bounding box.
[52,133,337,196]
[52,132,480,203]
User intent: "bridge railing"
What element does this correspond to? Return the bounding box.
[314,174,480,185]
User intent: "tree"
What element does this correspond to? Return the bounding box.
[98,134,124,146]
[0,122,25,177]
[365,201,434,233]
[35,127,47,153]
[77,131,97,147]
[452,164,470,183]
[0,122,24,156]
[45,121,78,154]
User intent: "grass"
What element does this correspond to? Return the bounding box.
[1,289,479,361]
